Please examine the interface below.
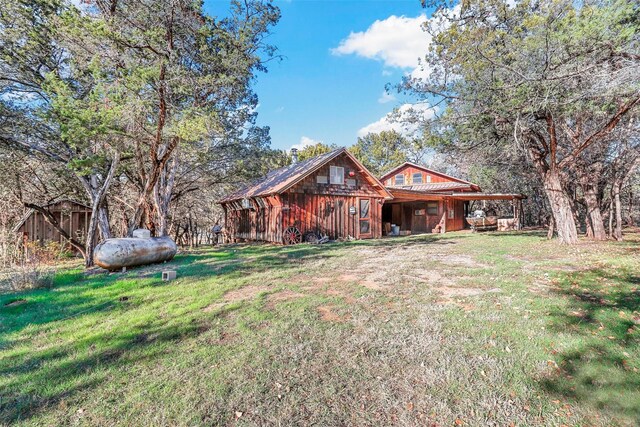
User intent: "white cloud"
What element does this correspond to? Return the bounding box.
[377,91,396,104]
[333,6,461,83]
[357,103,436,138]
[331,14,429,69]
[289,136,321,153]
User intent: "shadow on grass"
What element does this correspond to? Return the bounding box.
[543,266,640,422]
[0,315,224,423]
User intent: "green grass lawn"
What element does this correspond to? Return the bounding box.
[1,231,639,426]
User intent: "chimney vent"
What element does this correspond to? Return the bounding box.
[291,148,299,164]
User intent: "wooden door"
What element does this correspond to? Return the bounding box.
[358,198,372,238]
[425,201,440,232]
[403,204,412,231]
[412,203,428,233]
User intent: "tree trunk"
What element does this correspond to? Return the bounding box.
[84,152,120,267]
[97,204,111,240]
[608,199,614,238]
[627,189,634,227]
[154,154,177,237]
[583,186,606,240]
[613,180,623,241]
[543,170,579,244]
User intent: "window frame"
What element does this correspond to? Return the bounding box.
[329,165,345,185]
[426,202,438,215]
[412,173,423,184]
[395,174,405,185]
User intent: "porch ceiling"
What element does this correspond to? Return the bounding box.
[386,188,526,203]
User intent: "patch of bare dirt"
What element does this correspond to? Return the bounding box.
[223,285,271,302]
[317,305,349,322]
[410,270,460,287]
[433,254,485,267]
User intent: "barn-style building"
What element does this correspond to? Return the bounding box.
[221,148,393,243]
[221,148,526,243]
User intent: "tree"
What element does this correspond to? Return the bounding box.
[74,0,280,237]
[297,142,338,161]
[408,0,640,243]
[349,130,411,176]
[0,0,123,266]
[1,0,279,265]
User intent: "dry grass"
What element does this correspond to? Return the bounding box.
[1,230,639,426]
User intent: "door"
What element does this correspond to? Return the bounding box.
[358,198,372,238]
[412,202,428,234]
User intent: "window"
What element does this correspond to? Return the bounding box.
[241,198,252,209]
[415,209,426,216]
[448,209,455,219]
[359,198,371,235]
[330,166,344,185]
[316,175,328,184]
[426,175,432,183]
[346,178,356,187]
[427,202,438,215]
[395,174,405,185]
[412,173,423,184]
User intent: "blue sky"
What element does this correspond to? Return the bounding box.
[205,0,436,152]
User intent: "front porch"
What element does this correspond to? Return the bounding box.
[382,188,526,236]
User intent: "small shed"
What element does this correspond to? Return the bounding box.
[220,148,393,243]
[13,200,92,247]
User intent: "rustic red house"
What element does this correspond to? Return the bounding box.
[220,148,393,243]
[221,151,526,243]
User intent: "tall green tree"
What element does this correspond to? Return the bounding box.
[349,130,410,176]
[297,142,338,161]
[408,0,640,243]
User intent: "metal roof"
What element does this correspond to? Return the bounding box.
[220,148,393,202]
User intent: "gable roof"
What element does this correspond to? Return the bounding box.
[379,162,478,187]
[221,148,393,202]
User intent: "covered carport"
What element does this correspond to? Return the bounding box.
[382,188,526,235]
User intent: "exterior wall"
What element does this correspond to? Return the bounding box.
[383,165,460,186]
[280,193,382,241]
[223,152,386,243]
[223,196,282,243]
[16,201,92,248]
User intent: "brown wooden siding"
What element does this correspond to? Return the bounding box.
[384,165,459,186]
[16,201,92,249]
